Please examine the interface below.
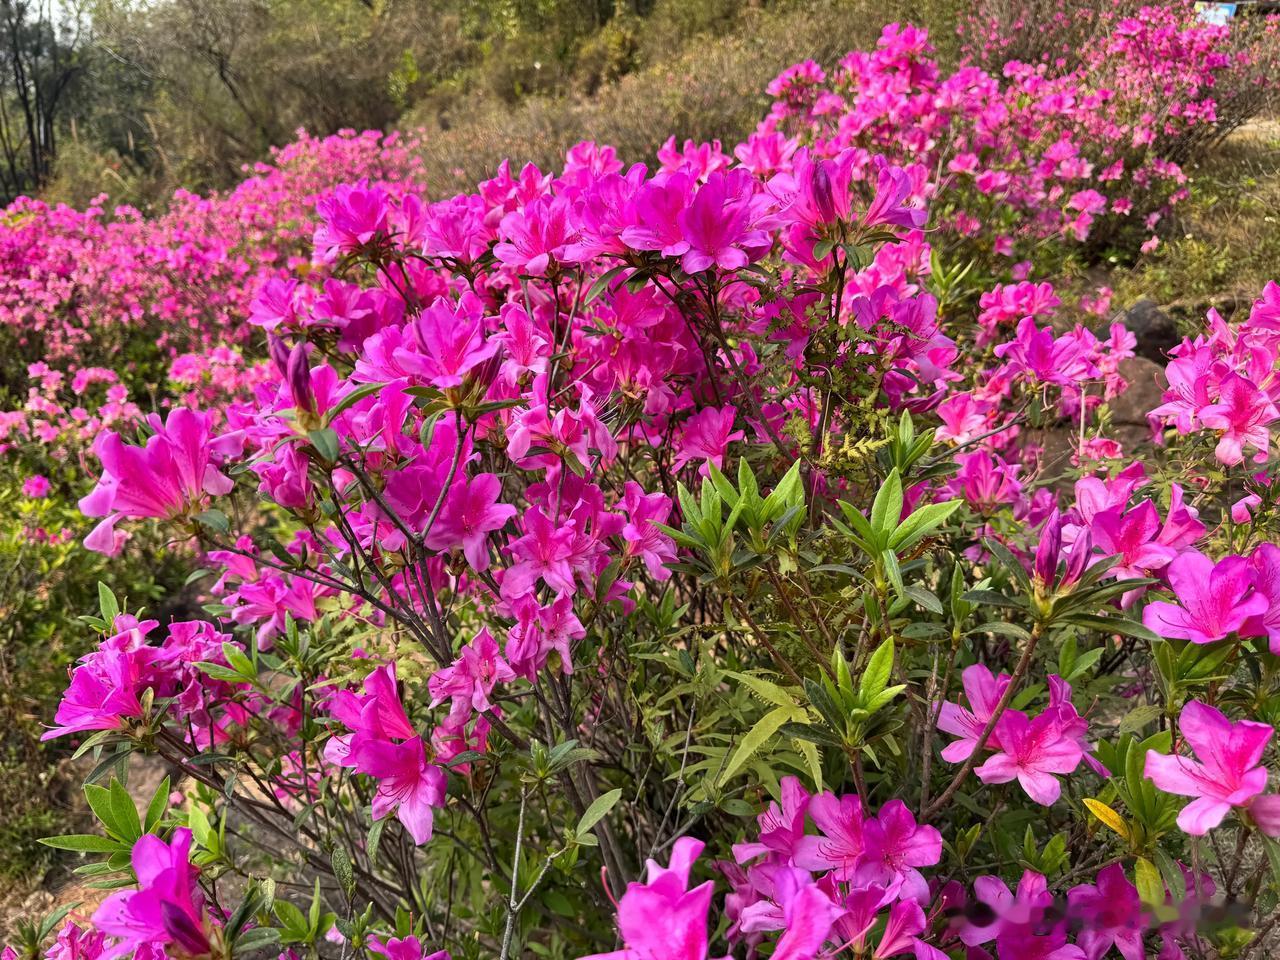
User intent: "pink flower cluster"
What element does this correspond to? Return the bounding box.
[752,8,1276,262]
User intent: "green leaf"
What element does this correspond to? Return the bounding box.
[889,500,960,552]
[727,671,799,709]
[39,834,126,853]
[576,788,623,838]
[970,621,1031,641]
[331,846,356,901]
[961,589,1020,609]
[195,509,230,534]
[859,639,894,701]
[307,428,341,463]
[1135,857,1163,906]
[583,264,629,305]
[144,776,171,833]
[1119,704,1163,735]
[719,706,796,786]
[902,585,943,615]
[367,818,387,866]
[869,469,903,548]
[1064,614,1162,643]
[234,927,281,954]
[98,583,120,625]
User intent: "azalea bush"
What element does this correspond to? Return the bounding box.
[5,6,1280,960]
[752,5,1279,269]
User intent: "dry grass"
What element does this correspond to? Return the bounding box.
[403,0,962,190]
[1110,125,1280,321]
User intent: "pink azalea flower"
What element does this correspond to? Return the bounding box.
[1144,700,1272,835]
[503,507,579,598]
[771,868,840,960]
[958,870,1052,947]
[993,316,1101,387]
[857,800,943,903]
[43,627,159,740]
[93,829,209,958]
[581,837,720,960]
[368,936,449,960]
[428,629,516,722]
[352,735,446,845]
[677,169,771,274]
[620,481,676,580]
[314,182,392,258]
[398,295,500,390]
[733,775,811,865]
[673,405,745,475]
[1242,543,1280,650]
[43,922,108,960]
[79,408,233,555]
[974,708,1085,805]
[1067,863,1146,960]
[21,474,50,498]
[1197,372,1279,466]
[424,473,517,571]
[862,157,927,231]
[494,195,575,276]
[873,899,930,959]
[1142,550,1267,645]
[793,791,867,880]
[1089,501,1178,582]
[325,663,416,766]
[937,664,1011,763]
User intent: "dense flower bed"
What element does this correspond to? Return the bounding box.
[5,4,1280,960]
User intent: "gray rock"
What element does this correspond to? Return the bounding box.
[1123,299,1180,362]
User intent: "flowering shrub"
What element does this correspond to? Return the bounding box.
[749,4,1279,268]
[5,7,1280,960]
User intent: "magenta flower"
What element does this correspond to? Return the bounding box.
[1145,700,1272,835]
[353,735,446,845]
[368,936,450,960]
[857,799,943,903]
[1034,509,1093,593]
[872,899,930,959]
[1243,543,1280,651]
[21,474,50,498]
[324,662,416,767]
[502,507,579,598]
[42,922,108,960]
[494,195,575,276]
[79,408,233,555]
[92,829,209,958]
[974,709,1085,805]
[958,870,1053,947]
[862,157,927,231]
[770,868,840,960]
[425,473,517,572]
[1197,372,1279,466]
[620,481,676,581]
[428,629,516,722]
[732,775,811,865]
[993,317,1101,387]
[581,837,718,960]
[399,295,499,390]
[1142,550,1267,645]
[43,628,159,740]
[1089,501,1178,582]
[792,791,867,880]
[1067,863,1146,960]
[672,405,745,475]
[937,664,1011,763]
[677,169,771,274]
[314,182,392,259]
